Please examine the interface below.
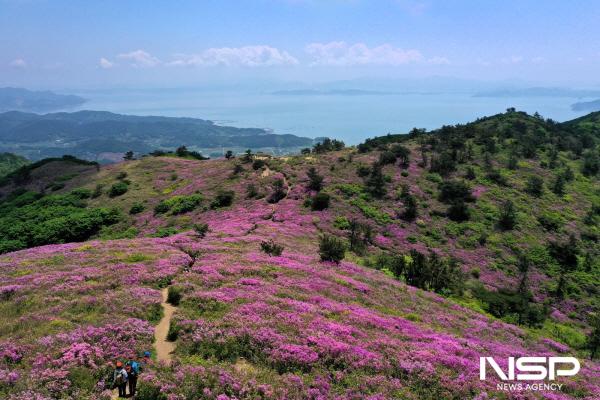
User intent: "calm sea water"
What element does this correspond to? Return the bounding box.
[71,89,589,145]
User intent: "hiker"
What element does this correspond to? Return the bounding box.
[126,358,140,396]
[112,361,128,398]
[140,350,152,370]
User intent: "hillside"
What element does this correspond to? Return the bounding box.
[0,87,86,113]
[0,110,599,399]
[0,111,315,162]
[0,153,28,178]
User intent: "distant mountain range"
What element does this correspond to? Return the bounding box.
[271,89,398,96]
[474,87,600,98]
[572,99,600,112]
[0,87,86,112]
[0,110,315,162]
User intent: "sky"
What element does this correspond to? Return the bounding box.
[1,0,599,89]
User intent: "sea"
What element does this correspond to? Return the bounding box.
[70,88,591,145]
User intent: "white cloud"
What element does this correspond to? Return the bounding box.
[305,42,424,66]
[168,45,298,67]
[501,55,523,64]
[117,50,161,67]
[531,56,545,64]
[99,57,114,69]
[428,56,450,65]
[9,58,27,68]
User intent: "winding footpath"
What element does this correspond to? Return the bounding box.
[110,287,177,399]
[155,287,176,366]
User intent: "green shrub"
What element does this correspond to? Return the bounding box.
[167,321,180,341]
[402,250,465,296]
[211,190,235,208]
[447,201,470,222]
[152,227,179,237]
[356,164,371,177]
[335,183,363,197]
[246,183,258,198]
[129,202,145,214]
[307,167,324,191]
[0,192,121,254]
[70,188,92,199]
[426,173,442,183]
[252,159,266,170]
[136,381,168,400]
[193,223,209,238]
[155,194,203,215]
[232,164,244,176]
[391,144,410,167]
[260,239,284,256]
[537,212,564,231]
[311,192,330,211]
[365,164,387,198]
[465,166,476,180]
[378,151,397,165]
[498,200,517,230]
[486,170,508,186]
[171,194,203,214]
[400,194,418,221]
[525,176,544,197]
[99,226,138,240]
[347,219,373,255]
[319,234,346,263]
[167,286,183,306]
[333,216,350,230]
[473,285,548,328]
[109,181,128,197]
[154,201,170,214]
[268,178,287,203]
[68,366,99,392]
[438,180,473,203]
[349,198,392,224]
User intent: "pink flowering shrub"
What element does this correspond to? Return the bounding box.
[0,154,597,399]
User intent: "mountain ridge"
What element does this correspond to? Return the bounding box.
[0,110,316,162]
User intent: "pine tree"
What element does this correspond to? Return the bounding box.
[552,174,565,196]
[498,200,517,230]
[366,163,387,198]
[306,167,324,192]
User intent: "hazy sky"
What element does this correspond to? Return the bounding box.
[1,0,599,89]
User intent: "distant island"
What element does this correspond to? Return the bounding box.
[0,87,86,112]
[572,99,600,112]
[474,87,600,98]
[0,110,315,162]
[271,89,398,96]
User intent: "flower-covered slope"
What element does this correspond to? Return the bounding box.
[0,162,598,399]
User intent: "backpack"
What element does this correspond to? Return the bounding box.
[126,361,139,377]
[130,361,140,375]
[114,370,125,386]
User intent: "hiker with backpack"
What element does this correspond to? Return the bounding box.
[112,361,128,398]
[140,350,152,371]
[126,358,140,396]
